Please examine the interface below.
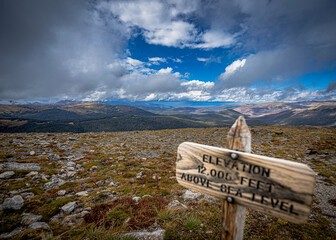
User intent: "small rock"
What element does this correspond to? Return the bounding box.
[0,227,25,238]
[67,171,76,178]
[132,196,140,203]
[136,172,143,179]
[29,151,35,156]
[142,195,152,198]
[96,180,105,186]
[61,201,77,214]
[44,176,66,189]
[0,162,40,170]
[28,222,50,230]
[26,171,39,177]
[62,213,84,227]
[182,190,202,201]
[50,214,61,223]
[80,210,90,217]
[21,192,35,200]
[48,154,60,160]
[57,190,66,196]
[108,182,118,187]
[0,195,24,210]
[0,171,15,179]
[21,213,42,226]
[76,191,88,197]
[67,167,75,171]
[66,161,76,167]
[91,166,98,171]
[167,200,187,210]
[122,229,165,240]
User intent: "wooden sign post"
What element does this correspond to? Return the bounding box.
[176,116,315,240]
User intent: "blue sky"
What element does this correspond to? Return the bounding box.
[0,0,336,104]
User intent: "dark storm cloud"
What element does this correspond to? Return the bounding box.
[213,0,336,90]
[326,81,336,93]
[0,0,128,99]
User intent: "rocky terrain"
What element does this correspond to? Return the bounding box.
[0,126,335,239]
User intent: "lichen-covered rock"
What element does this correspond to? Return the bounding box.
[167,200,187,210]
[21,213,42,226]
[61,201,77,214]
[26,171,39,177]
[66,161,76,167]
[0,171,15,179]
[0,195,24,210]
[0,227,25,238]
[44,175,66,189]
[75,191,88,196]
[122,229,165,240]
[0,162,40,170]
[48,154,60,160]
[57,190,66,196]
[28,222,50,230]
[182,190,202,201]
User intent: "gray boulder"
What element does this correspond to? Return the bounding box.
[122,229,165,240]
[75,191,88,197]
[0,195,24,210]
[28,222,50,230]
[182,190,201,201]
[0,162,40,170]
[21,213,42,226]
[61,201,77,214]
[0,171,15,179]
[167,200,187,210]
[44,176,66,189]
[0,227,25,238]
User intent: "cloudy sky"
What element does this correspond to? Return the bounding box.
[1,0,336,104]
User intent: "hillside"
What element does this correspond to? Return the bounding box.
[0,126,335,239]
[257,105,336,127]
[0,102,156,120]
[1,101,336,133]
[0,114,213,133]
[233,101,336,118]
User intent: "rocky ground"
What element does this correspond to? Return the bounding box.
[0,126,335,239]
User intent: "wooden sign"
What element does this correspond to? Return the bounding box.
[176,142,315,223]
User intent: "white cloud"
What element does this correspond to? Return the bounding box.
[82,90,107,102]
[169,91,212,101]
[197,56,221,64]
[197,58,208,62]
[158,67,173,74]
[144,21,197,47]
[148,57,167,65]
[126,57,145,69]
[181,80,214,91]
[144,93,157,101]
[191,30,236,49]
[102,0,237,49]
[219,59,246,81]
[173,58,182,63]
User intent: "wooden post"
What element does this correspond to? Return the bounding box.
[221,116,251,240]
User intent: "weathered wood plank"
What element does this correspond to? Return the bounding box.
[176,141,316,223]
[222,116,250,240]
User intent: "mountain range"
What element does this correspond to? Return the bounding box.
[0,101,335,132]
